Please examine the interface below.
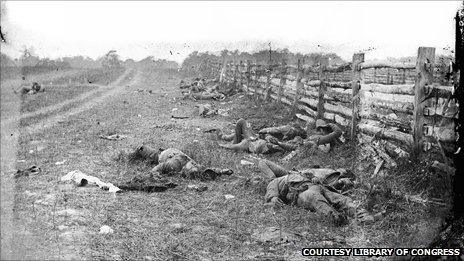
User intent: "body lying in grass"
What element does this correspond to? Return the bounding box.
[258,158,376,225]
[20,82,44,95]
[183,91,225,101]
[128,145,233,180]
[216,118,342,154]
[117,146,233,193]
[181,77,225,100]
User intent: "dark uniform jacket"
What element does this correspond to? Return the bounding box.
[264,168,353,204]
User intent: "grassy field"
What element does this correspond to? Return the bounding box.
[8,67,452,260]
[20,85,98,114]
[19,68,126,114]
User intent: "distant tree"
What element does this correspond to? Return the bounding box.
[100,50,122,69]
[181,48,348,73]
[0,53,17,67]
[62,56,99,68]
[220,50,229,59]
[18,46,40,67]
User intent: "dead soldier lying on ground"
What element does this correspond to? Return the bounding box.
[257,158,378,225]
[216,118,342,154]
[117,146,233,192]
[215,118,306,154]
[20,82,43,95]
[181,77,226,100]
[268,119,343,154]
[197,104,218,117]
[182,89,225,100]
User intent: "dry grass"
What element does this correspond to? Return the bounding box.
[10,68,451,260]
[49,68,126,85]
[19,68,126,114]
[20,85,98,114]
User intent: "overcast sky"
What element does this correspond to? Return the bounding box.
[0,1,461,64]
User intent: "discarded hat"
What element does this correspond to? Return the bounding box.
[315,119,329,129]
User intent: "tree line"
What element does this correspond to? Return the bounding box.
[180,48,347,72]
[0,48,179,72]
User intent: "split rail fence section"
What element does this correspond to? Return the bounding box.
[204,47,458,157]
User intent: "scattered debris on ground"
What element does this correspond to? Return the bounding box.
[99,134,127,141]
[224,194,235,200]
[169,223,188,233]
[15,165,41,178]
[187,184,208,192]
[134,89,153,94]
[171,114,190,119]
[99,225,114,235]
[55,160,67,165]
[240,159,254,165]
[217,108,229,116]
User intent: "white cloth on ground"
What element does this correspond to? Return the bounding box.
[61,170,120,193]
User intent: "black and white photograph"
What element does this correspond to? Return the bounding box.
[1,1,463,260]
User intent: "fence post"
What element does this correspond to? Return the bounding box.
[278,60,287,103]
[350,53,365,140]
[264,63,273,101]
[232,62,238,83]
[253,63,259,100]
[317,58,329,119]
[238,61,243,89]
[219,62,227,83]
[218,62,222,78]
[245,60,251,93]
[227,62,232,83]
[413,47,435,156]
[212,62,217,78]
[292,59,302,114]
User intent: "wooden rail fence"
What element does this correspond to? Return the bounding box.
[200,47,458,158]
